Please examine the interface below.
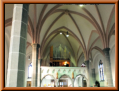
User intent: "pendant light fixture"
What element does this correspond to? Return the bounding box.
[66,31,69,37]
[79,4,84,7]
[60,30,62,34]
[60,32,62,34]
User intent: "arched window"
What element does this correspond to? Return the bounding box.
[28,63,32,78]
[98,60,104,81]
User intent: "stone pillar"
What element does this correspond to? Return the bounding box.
[81,76,83,87]
[72,79,74,87]
[55,79,58,87]
[79,76,83,87]
[103,48,113,87]
[31,44,40,87]
[92,68,96,86]
[80,76,83,87]
[37,59,42,87]
[55,72,58,87]
[72,72,74,87]
[78,76,82,87]
[85,60,90,87]
[6,4,29,87]
[78,77,80,87]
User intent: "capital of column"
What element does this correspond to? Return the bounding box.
[103,48,110,56]
[72,72,74,79]
[31,43,40,49]
[38,59,42,64]
[85,60,89,65]
[103,48,110,52]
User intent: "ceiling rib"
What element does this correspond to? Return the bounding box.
[62,33,75,57]
[37,5,62,42]
[87,30,98,52]
[106,6,115,47]
[82,7,105,48]
[68,13,86,52]
[36,4,48,30]
[42,8,105,48]
[40,12,65,49]
[95,5,105,38]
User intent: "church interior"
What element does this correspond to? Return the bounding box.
[5,4,115,87]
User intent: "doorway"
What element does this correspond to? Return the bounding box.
[82,80,87,87]
[41,75,55,87]
[27,81,31,87]
[74,75,87,87]
[58,74,72,87]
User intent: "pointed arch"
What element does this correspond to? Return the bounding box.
[40,26,87,60]
[91,46,105,57]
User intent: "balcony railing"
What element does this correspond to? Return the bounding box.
[40,66,88,80]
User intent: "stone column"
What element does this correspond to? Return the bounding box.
[78,77,80,87]
[55,79,58,87]
[55,72,58,87]
[103,48,113,87]
[37,59,42,87]
[81,76,83,87]
[6,4,29,87]
[79,76,82,87]
[72,79,74,87]
[78,76,82,87]
[82,77,84,87]
[92,68,96,86]
[85,60,90,87]
[31,44,40,87]
[72,72,74,87]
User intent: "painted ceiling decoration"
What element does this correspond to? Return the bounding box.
[5,4,115,65]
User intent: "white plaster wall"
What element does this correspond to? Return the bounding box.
[46,55,50,66]
[5,4,14,20]
[26,46,32,56]
[70,56,76,67]
[77,54,84,67]
[109,35,115,49]
[77,48,83,61]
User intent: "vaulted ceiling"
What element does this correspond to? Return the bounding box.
[5,4,115,65]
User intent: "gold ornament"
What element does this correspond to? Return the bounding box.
[56,72,58,79]
[72,72,74,79]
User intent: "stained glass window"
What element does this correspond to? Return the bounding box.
[99,60,104,81]
[28,63,32,78]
